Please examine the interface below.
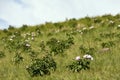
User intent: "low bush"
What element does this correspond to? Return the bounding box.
[26,54,56,77]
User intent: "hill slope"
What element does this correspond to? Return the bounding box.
[0,14,120,80]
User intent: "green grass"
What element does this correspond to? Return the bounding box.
[0,14,120,80]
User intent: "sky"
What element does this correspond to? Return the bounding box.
[0,0,120,29]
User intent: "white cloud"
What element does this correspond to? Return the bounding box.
[0,0,120,29]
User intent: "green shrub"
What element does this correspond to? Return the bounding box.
[26,55,56,77]
[47,35,74,55]
[12,52,23,64]
[79,45,96,55]
[66,58,91,72]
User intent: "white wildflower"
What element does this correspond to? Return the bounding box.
[25,39,29,42]
[23,34,26,38]
[28,38,30,40]
[31,37,34,41]
[80,32,83,34]
[75,56,80,61]
[78,30,82,33]
[57,40,60,43]
[109,20,114,24]
[10,35,15,39]
[9,38,13,41]
[82,27,87,30]
[89,26,94,29]
[55,30,60,33]
[118,25,120,27]
[31,32,36,37]
[26,43,30,47]
[26,33,31,36]
[83,54,93,60]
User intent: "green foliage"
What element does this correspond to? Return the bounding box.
[40,41,46,51]
[66,59,91,72]
[3,29,8,33]
[54,23,63,29]
[26,55,56,77]
[47,34,74,55]
[68,18,78,28]
[12,52,23,64]
[79,45,96,55]
[0,51,5,58]
[8,25,15,30]
[21,24,28,31]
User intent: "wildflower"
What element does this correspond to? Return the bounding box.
[83,54,93,60]
[75,56,80,60]
[31,32,36,37]
[26,33,31,36]
[55,30,60,33]
[78,30,82,32]
[26,43,30,47]
[109,20,114,24]
[25,39,29,42]
[118,25,120,27]
[9,38,13,41]
[82,27,87,30]
[28,38,30,40]
[31,37,34,41]
[10,35,15,38]
[57,40,60,43]
[89,26,94,29]
[23,34,26,38]
[26,65,29,69]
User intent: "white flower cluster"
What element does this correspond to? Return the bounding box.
[89,26,94,29]
[25,43,31,47]
[83,54,93,60]
[9,35,16,41]
[75,56,80,60]
[82,27,87,30]
[118,25,120,27]
[75,54,93,61]
[109,20,114,24]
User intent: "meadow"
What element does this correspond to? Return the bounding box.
[0,14,120,80]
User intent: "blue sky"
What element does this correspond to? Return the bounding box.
[0,0,120,29]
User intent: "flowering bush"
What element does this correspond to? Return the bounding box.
[66,55,93,72]
[26,54,56,77]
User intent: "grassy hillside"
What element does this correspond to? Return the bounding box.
[0,14,120,80]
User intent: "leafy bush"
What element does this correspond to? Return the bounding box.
[21,24,28,31]
[47,35,74,55]
[26,55,56,77]
[79,45,96,55]
[3,29,8,33]
[12,52,23,64]
[8,25,15,30]
[28,50,39,58]
[66,58,91,72]
[40,41,46,51]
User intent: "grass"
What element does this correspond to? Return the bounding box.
[0,14,120,80]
